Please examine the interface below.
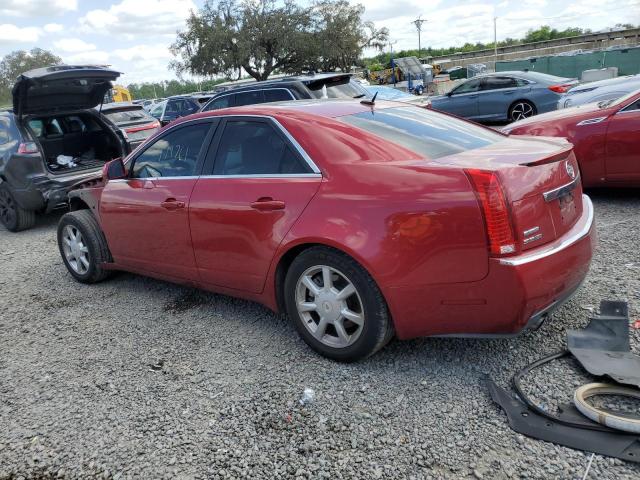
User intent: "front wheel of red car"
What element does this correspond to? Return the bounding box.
[284,247,394,362]
[57,210,113,284]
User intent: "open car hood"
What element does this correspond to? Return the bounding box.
[12,65,121,116]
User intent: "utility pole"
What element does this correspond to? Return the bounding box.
[494,17,498,68]
[412,16,427,59]
[389,40,398,85]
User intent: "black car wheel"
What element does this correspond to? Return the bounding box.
[57,210,113,283]
[0,184,36,232]
[509,100,537,122]
[284,246,394,362]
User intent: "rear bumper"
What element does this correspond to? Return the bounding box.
[387,194,596,339]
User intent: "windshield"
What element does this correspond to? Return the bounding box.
[339,106,503,160]
[599,88,640,109]
[306,77,370,99]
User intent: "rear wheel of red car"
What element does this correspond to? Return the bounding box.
[57,210,113,284]
[509,100,537,122]
[284,247,394,362]
[0,184,36,232]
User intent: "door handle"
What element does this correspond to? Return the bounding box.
[250,197,285,211]
[161,198,185,210]
[468,94,479,99]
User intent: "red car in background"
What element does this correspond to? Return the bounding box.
[503,89,640,188]
[57,100,595,361]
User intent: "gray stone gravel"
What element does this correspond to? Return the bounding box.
[1,189,639,480]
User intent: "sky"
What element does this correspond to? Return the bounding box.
[1,0,639,85]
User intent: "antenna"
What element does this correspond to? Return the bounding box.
[360,91,378,106]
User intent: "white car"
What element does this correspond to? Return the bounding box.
[559,74,640,109]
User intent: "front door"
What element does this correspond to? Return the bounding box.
[605,98,640,182]
[100,120,216,280]
[442,78,481,119]
[189,118,322,293]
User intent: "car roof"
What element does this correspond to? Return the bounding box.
[98,102,143,111]
[179,99,407,124]
[473,71,573,82]
[571,74,640,92]
[213,72,352,92]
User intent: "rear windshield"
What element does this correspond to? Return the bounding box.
[104,108,154,125]
[339,107,503,159]
[305,77,369,99]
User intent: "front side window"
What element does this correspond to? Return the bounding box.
[339,106,503,160]
[213,120,311,175]
[203,95,232,111]
[131,123,210,178]
[451,79,481,95]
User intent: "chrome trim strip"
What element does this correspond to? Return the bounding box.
[108,173,321,182]
[499,194,594,266]
[523,233,543,245]
[523,226,539,236]
[543,175,580,202]
[576,116,607,126]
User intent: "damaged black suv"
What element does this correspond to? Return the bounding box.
[0,65,128,231]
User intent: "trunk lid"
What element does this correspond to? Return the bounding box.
[434,135,583,252]
[13,65,121,116]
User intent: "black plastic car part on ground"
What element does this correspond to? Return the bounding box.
[489,300,640,463]
[199,73,370,112]
[0,65,128,232]
[567,300,640,388]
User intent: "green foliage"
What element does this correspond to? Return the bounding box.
[0,48,62,106]
[171,0,388,81]
[126,78,230,100]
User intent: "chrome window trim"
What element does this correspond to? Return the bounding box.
[108,173,322,183]
[215,114,322,174]
[617,102,640,114]
[499,194,594,266]
[542,175,580,202]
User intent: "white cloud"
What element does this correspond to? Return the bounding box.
[523,0,547,6]
[0,24,40,45]
[44,23,64,33]
[53,38,97,52]
[79,0,197,36]
[0,0,77,17]
[113,44,172,62]
[63,50,110,64]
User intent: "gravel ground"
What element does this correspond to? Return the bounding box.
[1,189,639,480]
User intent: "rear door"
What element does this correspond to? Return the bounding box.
[99,119,217,280]
[605,98,640,181]
[477,76,519,121]
[189,116,322,293]
[440,79,481,119]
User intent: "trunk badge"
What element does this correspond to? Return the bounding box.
[565,161,576,180]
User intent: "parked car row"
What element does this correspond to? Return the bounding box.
[1,64,637,362]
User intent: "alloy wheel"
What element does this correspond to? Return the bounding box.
[0,188,17,228]
[61,225,90,275]
[295,265,365,348]
[511,102,535,121]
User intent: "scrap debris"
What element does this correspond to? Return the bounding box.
[489,300,640,463]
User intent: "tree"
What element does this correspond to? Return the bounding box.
[170,0,388,81]
[0,48,62,106]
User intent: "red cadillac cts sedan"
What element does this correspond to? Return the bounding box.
[503,89,640,188]
[57,100,595,361]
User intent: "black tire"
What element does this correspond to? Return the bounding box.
[57,210,113,284]
[509,100,537,122]
[0,184,36,232]
[284,246,394,362]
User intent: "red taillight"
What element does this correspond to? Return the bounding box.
[548,84,573,94]
[465,169,517,256]
[18,142,38,154]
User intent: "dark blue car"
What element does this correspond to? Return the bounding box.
[429,71,577,123]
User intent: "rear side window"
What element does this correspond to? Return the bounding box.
[339,107,503,159]
[213,120,311,175]
[264,89,294,102]
[131,123,210,178]
[234,91,264,106]
[482,77,517,90]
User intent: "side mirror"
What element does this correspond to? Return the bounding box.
[103,158,126,181]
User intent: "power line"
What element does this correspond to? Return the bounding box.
[412,15,427,58]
